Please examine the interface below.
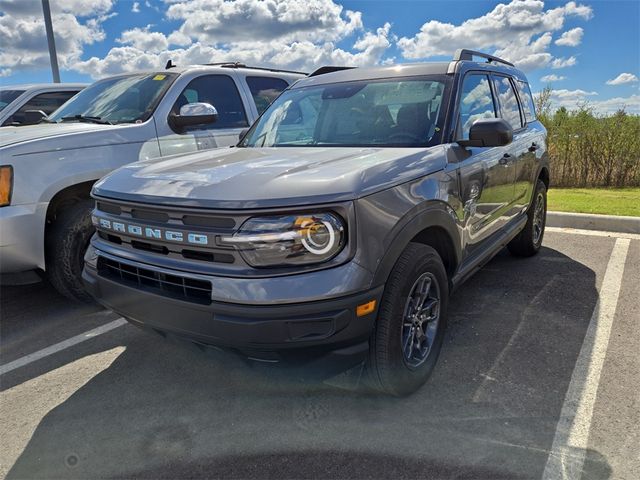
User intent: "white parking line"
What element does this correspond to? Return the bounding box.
[542,237,631,480]
[547,226,640,240]
[0,318,127,376]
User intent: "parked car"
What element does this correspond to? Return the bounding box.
[0,83,86,126]
[83,50,549,395]
[0,64,305,300]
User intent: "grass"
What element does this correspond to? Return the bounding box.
[548,187,640,217]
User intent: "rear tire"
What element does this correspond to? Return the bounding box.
[45,198,95,302]
[367,243,449,396]
[508,179,547,257]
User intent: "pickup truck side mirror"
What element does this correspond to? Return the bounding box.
[457,118,513,148]
[169,102,218,132]
[23,109,48,125]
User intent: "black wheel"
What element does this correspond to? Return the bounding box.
[45,198,95,302]
[508,179,547,257]
[367,243,449,396]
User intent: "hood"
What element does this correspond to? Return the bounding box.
[93,146,447,209]
[0,122,113,149]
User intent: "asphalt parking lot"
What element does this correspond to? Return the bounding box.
[1,227,638,480]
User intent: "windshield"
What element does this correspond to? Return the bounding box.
[0,89,25,112]
[241,76,449,148]
[48,73,177,125]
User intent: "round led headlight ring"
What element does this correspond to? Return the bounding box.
[299,219,336,255]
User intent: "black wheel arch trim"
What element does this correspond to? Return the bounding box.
[371,201,462,287]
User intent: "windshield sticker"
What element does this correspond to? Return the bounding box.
[152,74,166,81]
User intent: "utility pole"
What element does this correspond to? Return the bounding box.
[41,0,60,83]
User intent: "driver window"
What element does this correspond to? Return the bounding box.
[172,75,248,131]
[457,74,497,140]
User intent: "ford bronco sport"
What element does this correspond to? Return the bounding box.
[83,50,549,395]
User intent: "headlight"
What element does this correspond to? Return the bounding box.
[221,213,346,267]
[0,165,13,207]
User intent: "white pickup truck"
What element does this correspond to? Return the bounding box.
[0,63,304,300]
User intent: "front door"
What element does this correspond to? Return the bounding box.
[455,73,516,254]
[156,74,250,157]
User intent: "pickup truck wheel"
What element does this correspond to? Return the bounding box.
[508,179,547,257]
[367,243,449,396]
[46,198,95,302]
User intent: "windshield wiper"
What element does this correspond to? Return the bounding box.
[60,115,112,125]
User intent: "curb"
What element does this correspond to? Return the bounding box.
[547,211,640,234]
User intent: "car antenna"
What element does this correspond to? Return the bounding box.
[165,59,176,70]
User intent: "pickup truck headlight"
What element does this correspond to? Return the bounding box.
[221,213,346,267]
[0,166,13,207]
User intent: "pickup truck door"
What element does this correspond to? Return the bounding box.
[454,73,517,256]
[154,73,252,157]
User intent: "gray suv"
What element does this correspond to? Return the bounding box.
[83,50,549,395]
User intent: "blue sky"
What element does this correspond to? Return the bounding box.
[1,0,638,114]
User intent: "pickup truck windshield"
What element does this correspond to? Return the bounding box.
[241,76,448,148]
[0,89,25,112]
[49,73,177,125]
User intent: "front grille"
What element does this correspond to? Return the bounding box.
[97,256,212,305]
[93,199,243,266]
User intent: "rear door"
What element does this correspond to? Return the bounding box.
[156,73,251,156]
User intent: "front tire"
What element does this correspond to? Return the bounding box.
[367,243,449,396]
[45,198,95,302]
[508,179,547,257]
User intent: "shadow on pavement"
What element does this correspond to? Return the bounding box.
[5,246,612,479]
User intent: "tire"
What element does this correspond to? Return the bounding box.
[45,198,95,302]
[367,243,449,396]
[508,179,547,257]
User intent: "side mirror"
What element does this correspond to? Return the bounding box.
[169,102,218,131]
[21,110,48,125]
[238,128,249,141]
[457,118,513,148]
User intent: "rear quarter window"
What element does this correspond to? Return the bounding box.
[515,80,537,123]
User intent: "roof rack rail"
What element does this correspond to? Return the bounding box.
[453,49,514,67]
[199,62,307,75]
[309,66,356,77]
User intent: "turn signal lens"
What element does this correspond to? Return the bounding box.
[0,165,13,207]
[357,300,377,317]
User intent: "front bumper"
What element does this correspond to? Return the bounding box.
[82,250,383,364]
[0,203,47,273]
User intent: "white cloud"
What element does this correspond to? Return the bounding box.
[551,56,577,68]
[0,0,115,74]
[544,89,639,115]
[606,73,639,85]
[555,27,583,46]
[132,2,140,13]
[73,0,393,78]
[76,21,393,77]
[397,0,592,71]
[165,0,363,44]
[540,74,566,82]
[118,27,169,53]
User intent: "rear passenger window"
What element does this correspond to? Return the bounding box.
[515,80,536,123]
[458,74,496,140]
[172,75,248,130]
[246,77,289,115]
[492,76,523,130]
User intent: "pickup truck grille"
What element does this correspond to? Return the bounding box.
[92,199,247,268]
[97,256,212,305]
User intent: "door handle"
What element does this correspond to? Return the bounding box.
[499,153,512,166]
[528,142,538,152]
